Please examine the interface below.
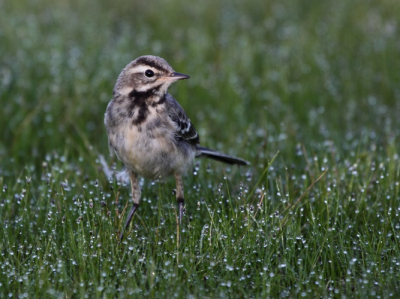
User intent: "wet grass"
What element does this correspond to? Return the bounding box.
[1,0,400,297]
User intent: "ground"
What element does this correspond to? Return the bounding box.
[1,0,400,297]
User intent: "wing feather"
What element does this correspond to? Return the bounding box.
[164,94,199,145]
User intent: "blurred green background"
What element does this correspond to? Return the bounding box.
[1,0,400,297]
[1,0,399,171]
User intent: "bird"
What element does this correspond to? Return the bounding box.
[104,55,249,240]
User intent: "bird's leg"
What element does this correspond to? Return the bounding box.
[174,173,185,225]
[120,171,140,241]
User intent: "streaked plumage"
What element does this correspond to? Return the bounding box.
[104,55,248,240]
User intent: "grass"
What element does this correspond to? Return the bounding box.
[1,0,400,297]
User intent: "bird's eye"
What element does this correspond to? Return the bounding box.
[145,69,154,77]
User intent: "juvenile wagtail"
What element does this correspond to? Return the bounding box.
[104,55,248,240]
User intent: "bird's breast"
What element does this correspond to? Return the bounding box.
[106,109,194,179]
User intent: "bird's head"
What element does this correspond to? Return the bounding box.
[114,55,189,97]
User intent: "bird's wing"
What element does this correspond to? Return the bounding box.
[164,93,200,145]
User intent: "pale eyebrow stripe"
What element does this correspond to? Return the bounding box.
[127,65,159,74]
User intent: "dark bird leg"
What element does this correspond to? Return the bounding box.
[120,171,140,241]
[175,173,185,225]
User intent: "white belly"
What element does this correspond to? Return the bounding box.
[109,122,195,179]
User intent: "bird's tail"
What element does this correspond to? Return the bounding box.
[196,146,249,166]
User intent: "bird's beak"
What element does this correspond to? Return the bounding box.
[169,72,190,81]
